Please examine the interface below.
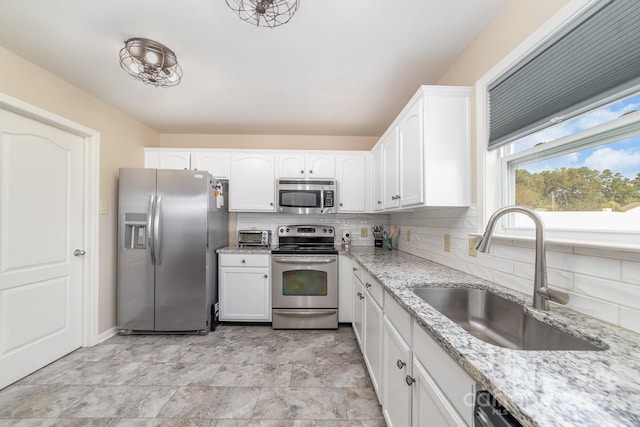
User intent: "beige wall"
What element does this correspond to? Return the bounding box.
[159,133,377,151]
[0,46,159,334]
[436,0,571,204]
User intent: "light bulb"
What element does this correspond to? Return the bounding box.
[145,50,159,65]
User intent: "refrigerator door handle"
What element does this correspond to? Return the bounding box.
[154,195,162,265]
[148,194,156,265]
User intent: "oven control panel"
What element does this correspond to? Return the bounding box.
[278,225,334,237]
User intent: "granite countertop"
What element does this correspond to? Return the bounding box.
[217,245,273,254]
[346,247,640,427]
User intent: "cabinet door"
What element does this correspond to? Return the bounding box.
[399,97,424,207]
[382,317,412,427]
[338,255,353,323]
[276,154,306,178]
[412,357,468,427]
[381,127,400,210]
[336,155,366,212]
[364,293,383,400]
[219,267,271,321]
[229,154,275,211]
[352,270,365,349]
[192,151,229,178]
[307,155,335,178]
[156,151,192,170]
[371,143,384,211]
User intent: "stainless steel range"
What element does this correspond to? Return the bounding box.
[271,225,338,329]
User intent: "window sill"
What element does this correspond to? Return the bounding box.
[471,228,640,253]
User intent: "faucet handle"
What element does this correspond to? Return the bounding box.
[537,287,570,305]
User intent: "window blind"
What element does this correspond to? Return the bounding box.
[488,0,640,150]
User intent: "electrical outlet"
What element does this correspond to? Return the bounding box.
[360,227,368,238]
[406,230,411,241]
[468,236,478,257]
[444,234,451,252]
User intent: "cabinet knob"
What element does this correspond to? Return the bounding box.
[396,359,406,369]
[340,203,343,207]
[405,375,415,386]
[300,170,304,174]
[241,259,246,263]
[309,170,313,174]
[270,202,274,206]
[264,274,268,278]
[357,292,364,300]
[352,267,357,271]
[365,283,371,289]
[377,201,382,205]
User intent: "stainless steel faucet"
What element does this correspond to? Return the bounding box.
[476,206,569,310]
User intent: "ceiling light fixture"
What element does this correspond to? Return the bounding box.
[225,0,300,28]
[119,38,183,87]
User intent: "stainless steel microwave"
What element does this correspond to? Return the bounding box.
[276,179,337,214]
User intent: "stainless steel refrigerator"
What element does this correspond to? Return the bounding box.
[117,168,228,334]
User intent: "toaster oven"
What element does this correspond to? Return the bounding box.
[237,230,271,247]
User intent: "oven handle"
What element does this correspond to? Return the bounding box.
[273,257,336,264]
[274,310,338,316]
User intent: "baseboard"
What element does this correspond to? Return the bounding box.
[97,327,117,344]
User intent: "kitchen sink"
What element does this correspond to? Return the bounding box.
[413,287,605,351]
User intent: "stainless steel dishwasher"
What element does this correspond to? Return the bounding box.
[475,391,523,427]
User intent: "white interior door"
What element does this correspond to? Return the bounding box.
[0,107,84,389]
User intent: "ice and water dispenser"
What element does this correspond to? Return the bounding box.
[123,213,148,249]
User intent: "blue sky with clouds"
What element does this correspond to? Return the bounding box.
[515,94,640,179]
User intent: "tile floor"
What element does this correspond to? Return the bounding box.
[0,324,386,426]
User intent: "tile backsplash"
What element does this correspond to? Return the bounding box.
[236,212,390,247]
[389,206,640,334]
[235,208,640,333]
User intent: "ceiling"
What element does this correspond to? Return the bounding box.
[0,0,507,136]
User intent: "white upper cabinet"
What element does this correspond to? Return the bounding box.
[336,154,368,212]
[191,151,229,179]
[277,153,335,179]
[145,149,191,170]
[229,153,276,212]
[372,143,384,211]
[371,85,472,211]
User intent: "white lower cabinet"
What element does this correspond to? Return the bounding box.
[382,315,412,427]
[350,261,476,426]
[218,254,271,322]
[338,255,353,323]
[352,263,364,348]
[412,321,475,426]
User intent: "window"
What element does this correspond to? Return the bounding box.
[479,0,640,246]
[501,92,640,233]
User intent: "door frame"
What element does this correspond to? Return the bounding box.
[0,92,100,347]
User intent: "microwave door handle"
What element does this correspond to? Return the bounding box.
[273,257,336,264]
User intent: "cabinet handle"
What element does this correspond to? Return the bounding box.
[365,283,371,289]
[405,375,415,386]
[396,359,406,369]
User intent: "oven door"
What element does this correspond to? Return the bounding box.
[271,254,338,309]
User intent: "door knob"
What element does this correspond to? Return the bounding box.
[74,249,86,256]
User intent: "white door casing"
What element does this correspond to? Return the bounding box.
[0,94,99,388]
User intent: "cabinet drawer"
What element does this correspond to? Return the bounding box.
[384,291,411,344]
[413,321,475,426]
[352,261,364,282]
[363,270,384,307]
[219,253,270,267]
